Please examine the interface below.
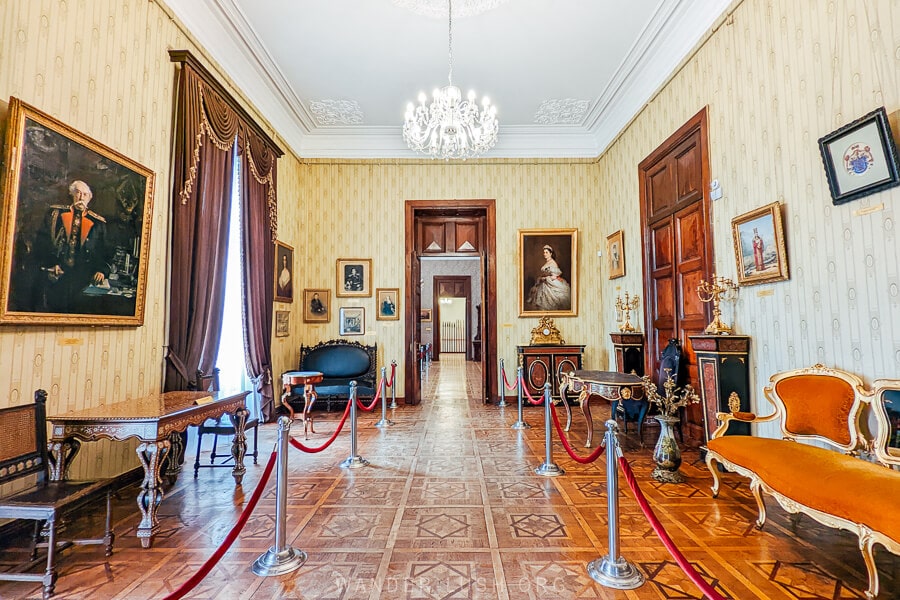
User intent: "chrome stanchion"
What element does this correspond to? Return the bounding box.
[388,360,398,409]
[534,383,564,476]
[252,416,307,576]
[587,419,644,589]
[375,366,394,428]
[511,365,530,430]
[340,382,369,469]
[498,358,508,407]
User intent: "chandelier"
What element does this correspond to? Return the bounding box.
[402,0,499,159]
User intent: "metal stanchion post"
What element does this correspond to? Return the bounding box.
[498,358,508,407]
[340,382,369,469]
[375,366,394,428]
[534,383,564,476]
[252,416,307,576]
[587,419,644,589]
[388,360,398,409]
[511,365,530,429]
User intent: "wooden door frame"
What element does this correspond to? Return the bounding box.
[404,199,497,404]
[638,107,713,378]
[432,275,472,360]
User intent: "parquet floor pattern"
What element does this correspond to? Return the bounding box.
[1,354,897,599]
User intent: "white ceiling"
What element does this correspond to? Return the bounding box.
[166,0,732,159]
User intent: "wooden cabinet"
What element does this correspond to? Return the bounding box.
[688,335,751,447]
[517,344,585,404]
[609,333,645,376]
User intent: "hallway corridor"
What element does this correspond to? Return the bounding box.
[1,354,895,599]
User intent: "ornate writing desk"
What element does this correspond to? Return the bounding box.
[559,370,644,448]
[47,390,250,548]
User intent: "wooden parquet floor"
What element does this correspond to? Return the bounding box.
[1,354,898,599]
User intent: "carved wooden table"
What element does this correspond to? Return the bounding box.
[47,389,250,548]
[559,370,645,448]
[281,370,323,438]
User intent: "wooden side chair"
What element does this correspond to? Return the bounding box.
[191,368,259,477]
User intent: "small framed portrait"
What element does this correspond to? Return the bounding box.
[731,201,789,286]
[0,97,155,326]
[274,241,294,303]
[336,258,372,297]
[518,228,578,317]
[818,106,900,205]
[274,310,290,337]
[420,308,432,322]
[303,288,330,323]
[376,288,399,321]
[606,230,625,279]
[339,306,365,336]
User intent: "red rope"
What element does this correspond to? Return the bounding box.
[356,383,381,412]
[549,403,606,464]
[163,450,277,600]
[501,367,518,391]
[522,384,543,406]
[289,400,352,453]
[386,363,396,387]
[618,456,726,600]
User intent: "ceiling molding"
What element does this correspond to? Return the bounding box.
[166,0,730,160]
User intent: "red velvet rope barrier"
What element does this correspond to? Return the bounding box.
[163,450,277,600]
[356,382,382,412]
[617,456,726,600]
[522,383,543,406]
[501,366,518,391]
[289,400,352,453]
[549,402,606,464]
[386,363,396,387]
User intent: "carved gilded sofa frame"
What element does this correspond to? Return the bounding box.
[705,365,900,600]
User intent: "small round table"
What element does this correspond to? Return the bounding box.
[281,370,324,439]
[559,370,645,448]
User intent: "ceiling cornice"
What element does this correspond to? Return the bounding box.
[166,0,731,160]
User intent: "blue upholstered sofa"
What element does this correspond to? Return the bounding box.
[284,339,377,412]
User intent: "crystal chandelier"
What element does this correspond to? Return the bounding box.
[403,0,499,159]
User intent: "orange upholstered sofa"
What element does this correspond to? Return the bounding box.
[705,365,900,600]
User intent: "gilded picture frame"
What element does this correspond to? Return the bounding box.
[0,97,155,326]
[731,202,789,286]
[274,241,294,303]
[419,308,432,322]
[336,258,372,297]
[339,306,365,336]
[518,228,578,317]
[376,287,399,321]
[302,288,330,323]
[606,230,625,279]
[274,310,290,337]
[817,106,900,206]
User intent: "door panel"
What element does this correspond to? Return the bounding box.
[649,162,674,215]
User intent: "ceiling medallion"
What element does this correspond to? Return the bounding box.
[392,0,509,18]
[534,99,590,125]
[402,0,499,159]
[309,99,364,126]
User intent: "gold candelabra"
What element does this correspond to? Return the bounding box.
[697,274,738,335]
[615,292,640,333]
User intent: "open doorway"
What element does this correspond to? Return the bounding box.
[404,199,497,405]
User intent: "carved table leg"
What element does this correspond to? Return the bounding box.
[46,439,81,482]
[135,440,171,548]
[303,386,318,439]
[581,390,595,448]
[230,405,249,485]
[559,379,572,431]
[164,431,185,484]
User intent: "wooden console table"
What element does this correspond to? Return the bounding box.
[47,390,251,548]
[689,335,751,448]
[517,344,585,404]
[559,370,644,447]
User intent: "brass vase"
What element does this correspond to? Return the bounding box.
[651,415,685,484]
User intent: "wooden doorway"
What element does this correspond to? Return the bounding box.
[404,199,497,405]
[433,276,472,361]
[639,108,712,443]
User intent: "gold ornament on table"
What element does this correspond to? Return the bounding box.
[615,292,640,333]
[697,274,738,335]
[530,316,565,345]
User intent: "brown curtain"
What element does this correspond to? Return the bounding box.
[166,55,281,422]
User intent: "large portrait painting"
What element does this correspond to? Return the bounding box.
[518,228,578,317]
[731,202,789,286]
[274,241,293,303]
[0,98,155,326]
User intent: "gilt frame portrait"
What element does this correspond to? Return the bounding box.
[274,241,294,303]
[0,97,155,326]
[303,288,330,323]
[606,230,625,279]
[336,258,372,297]
[518,228,578,317]
[731,202,789,286]
[376,288,399,321]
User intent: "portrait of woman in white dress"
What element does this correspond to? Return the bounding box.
[525,244,571,311]
[519,229,578,316]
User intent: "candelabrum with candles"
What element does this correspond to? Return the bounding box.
[615,292,640,333]
[697,275,738,334]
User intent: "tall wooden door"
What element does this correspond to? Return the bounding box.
[639,109,712,443]
[433,276,471,361]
